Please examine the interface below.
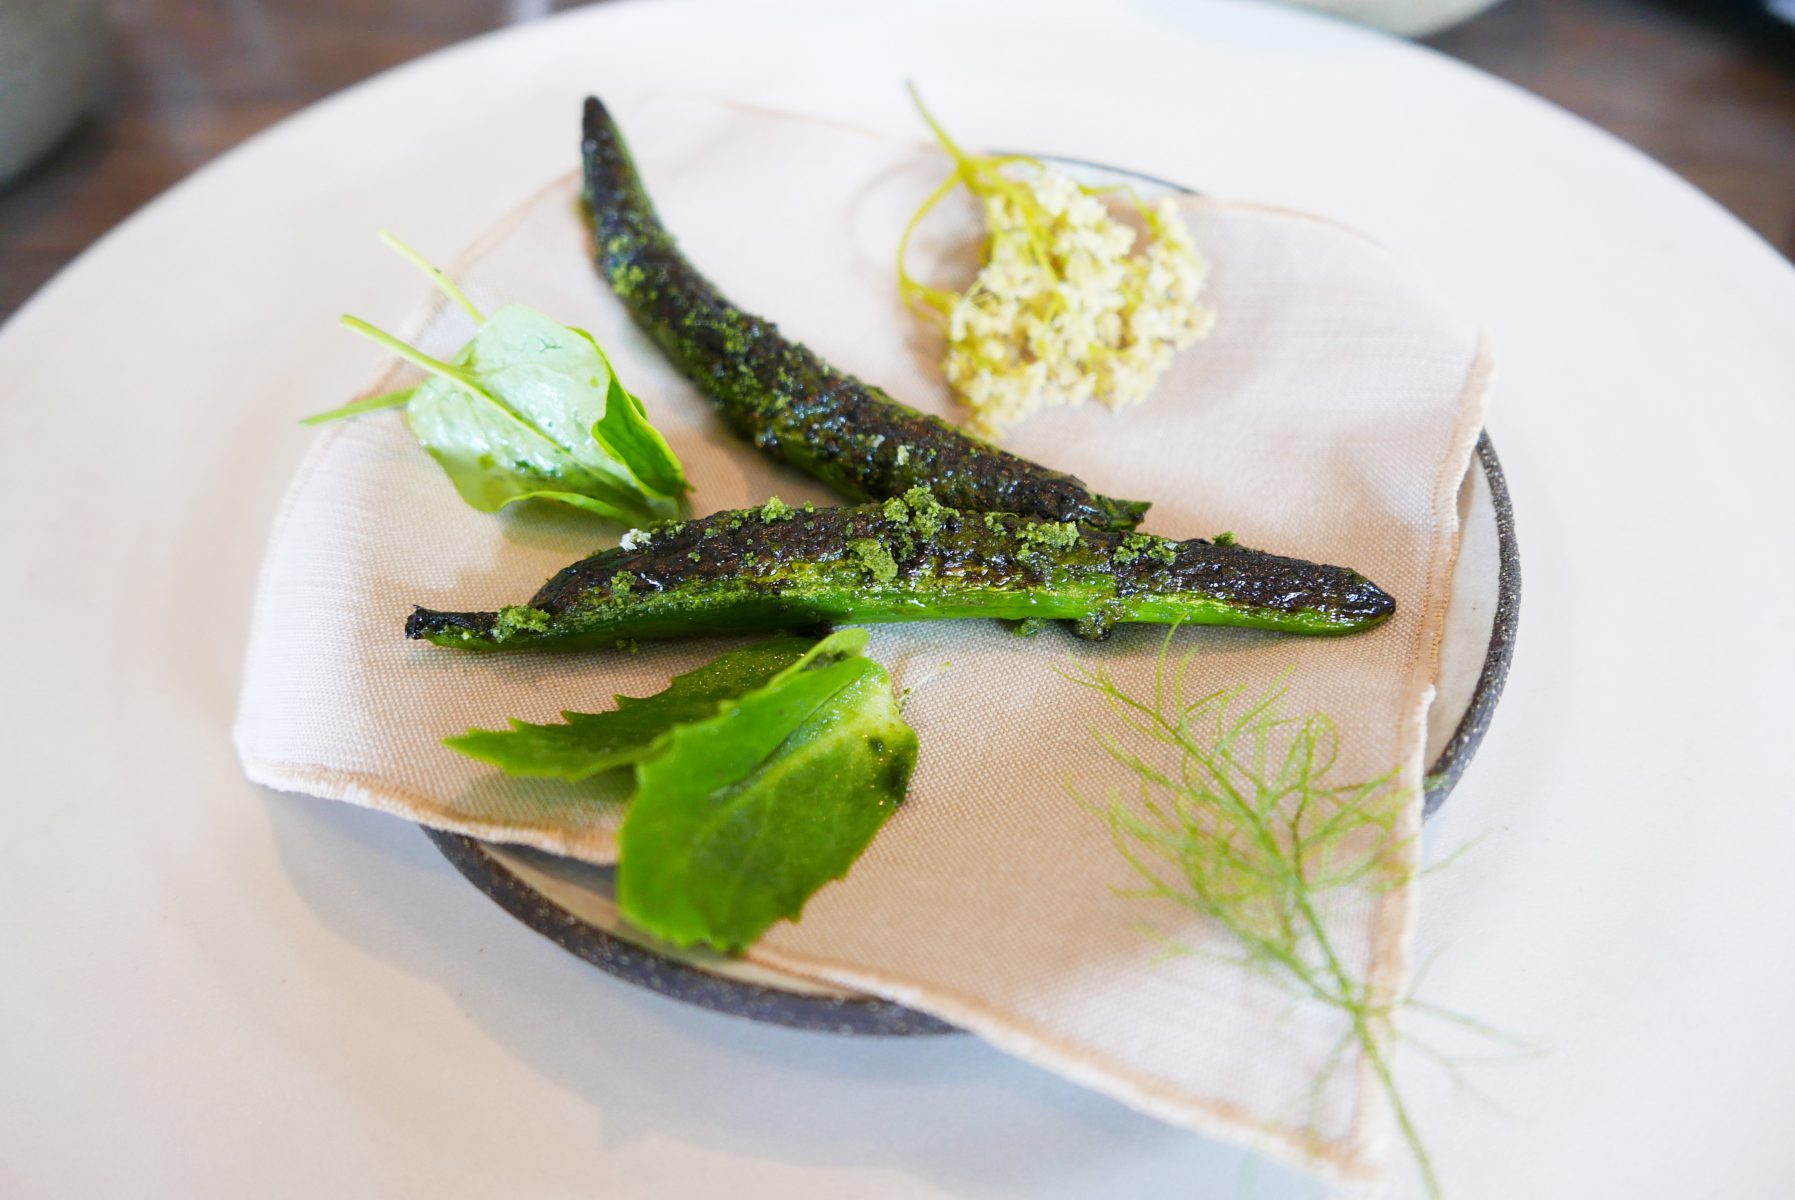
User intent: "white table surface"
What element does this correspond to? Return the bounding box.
[3,1,1793,1196]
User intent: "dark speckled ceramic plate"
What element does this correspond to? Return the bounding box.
[426,160,1521,1037]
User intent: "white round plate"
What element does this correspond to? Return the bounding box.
[4,2,1794,1198]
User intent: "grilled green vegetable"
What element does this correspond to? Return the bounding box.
[407,488,1394,650]
[580,96,1149,533]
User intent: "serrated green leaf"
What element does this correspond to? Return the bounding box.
[445,635,816,780]
[616,628,917,952]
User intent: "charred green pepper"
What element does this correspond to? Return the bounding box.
[407,488,1394,651]
[580,97,1149,533]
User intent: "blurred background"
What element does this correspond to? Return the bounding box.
[2,0,1792,321]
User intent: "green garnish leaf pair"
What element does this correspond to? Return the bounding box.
[309,233,689,527]
[450,630,917,953]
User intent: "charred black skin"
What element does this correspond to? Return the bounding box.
[406,492,1395,651]
[580,96,1149,533]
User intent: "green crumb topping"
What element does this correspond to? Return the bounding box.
[688,551,701,562]
[758,497,796,523]
[614,637,641,654]
[494,604,552,637]
[879,487,951,538]
[848,538,901,584]
[1007,617,1048,637]
[1214,531,1237,547]
[611,570,638,598]
[982,512,1008,532]
[802,500,816,514]
[611,259,647,295]
[1017,520,1081,553]
[1113,533,1177,566]
[900,486,950,537]
[895,445,910,467]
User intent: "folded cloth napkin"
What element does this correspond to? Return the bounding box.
[235,95,1489,1188]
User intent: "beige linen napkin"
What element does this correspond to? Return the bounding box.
[236,96,1488,1187]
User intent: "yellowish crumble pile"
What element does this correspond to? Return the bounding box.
[901,95,1215,439]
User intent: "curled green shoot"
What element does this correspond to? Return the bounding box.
[1066,630,1517,1197]
[897,83,1054,319]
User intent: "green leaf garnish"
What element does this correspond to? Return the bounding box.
[448,630,917,952]
[310,233,690,526]
[1071,633,1531,1198]
[445,636,816,780]
[619,628,915,952]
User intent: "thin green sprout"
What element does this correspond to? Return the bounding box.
[300,388,413,427]
[333,314,560,450]
[338,315,476,388]
[378,230,485,323]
